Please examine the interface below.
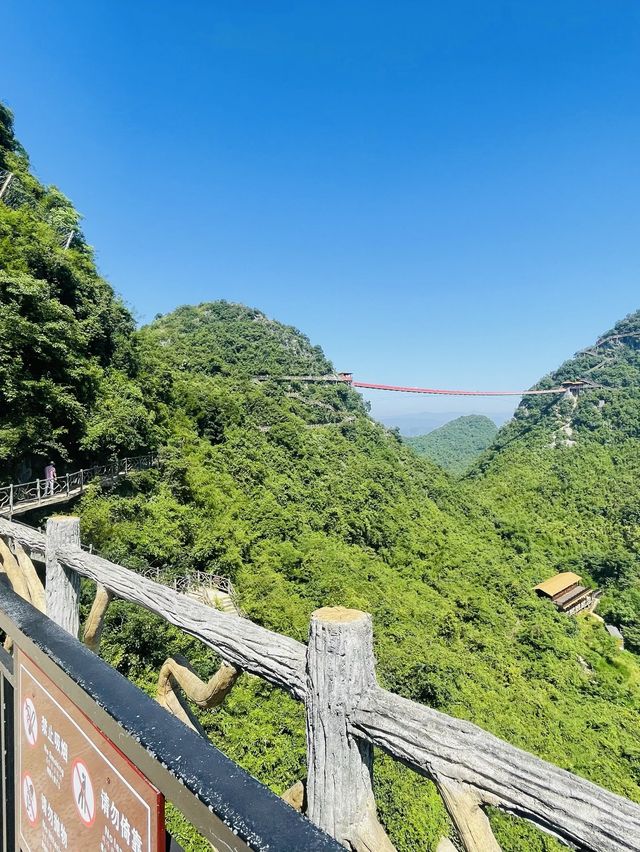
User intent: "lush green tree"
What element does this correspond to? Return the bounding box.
[0,102,148,479]
[0,103,26,169]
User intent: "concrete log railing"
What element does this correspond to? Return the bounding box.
[1,516,639,852]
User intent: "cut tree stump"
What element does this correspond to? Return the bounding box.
[306,607,395,852]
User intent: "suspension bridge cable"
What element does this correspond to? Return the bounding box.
[350,380,567,397]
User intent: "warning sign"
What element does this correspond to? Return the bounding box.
[23,773,38,825]
[72,759,96,826]
[23,696,38,746]
[17,649,164,852]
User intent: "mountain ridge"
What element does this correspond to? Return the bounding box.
[79,302,640,850]
[470,308,640,653]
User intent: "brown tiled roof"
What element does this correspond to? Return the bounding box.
[534,572,581,598]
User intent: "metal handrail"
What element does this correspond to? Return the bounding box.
[0,454,157,517]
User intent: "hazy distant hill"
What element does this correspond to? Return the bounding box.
[377,408,511,436]
[405,415,498,474]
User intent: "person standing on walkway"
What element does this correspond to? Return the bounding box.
[44,461,57,495]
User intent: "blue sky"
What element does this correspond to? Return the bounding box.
[3,2,640,426]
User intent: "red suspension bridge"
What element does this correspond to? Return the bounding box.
[254,373,592,397]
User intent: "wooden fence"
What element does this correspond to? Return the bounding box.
[0,515,638,852]
[0,580,341,852]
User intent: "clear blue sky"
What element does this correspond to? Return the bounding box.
[3,2,640,425]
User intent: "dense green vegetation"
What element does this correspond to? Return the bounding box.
[82,307,640,851]
[405,414,498,474]
[469,311,640,655]
[81,307,640,850]
[3,100,640,851]
[0,105,144,480]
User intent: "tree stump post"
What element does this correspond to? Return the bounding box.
[45,516,81,636]
[306,606,394,851]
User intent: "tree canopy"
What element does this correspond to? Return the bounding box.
[0,107,145,478]
[79,303,640,851]
[469,310,640,656]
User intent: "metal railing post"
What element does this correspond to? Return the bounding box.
[37,479,41,505]
[8,485,12,520]
[0,172,13,201]
[66,473,70,496]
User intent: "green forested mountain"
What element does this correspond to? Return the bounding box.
[2,101,640,852]
[405,414,498,474]
[469,311,640,653]
[79,302,640,851]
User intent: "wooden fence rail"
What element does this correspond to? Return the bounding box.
[352,687,640,851]
[0,515,639,852]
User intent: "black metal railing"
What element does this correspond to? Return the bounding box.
[0,580,340,852]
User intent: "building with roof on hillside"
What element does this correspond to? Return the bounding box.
[534,572,598,616]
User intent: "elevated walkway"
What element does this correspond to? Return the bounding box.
[0,454,157,518]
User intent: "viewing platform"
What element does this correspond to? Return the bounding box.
[0,514,637,851]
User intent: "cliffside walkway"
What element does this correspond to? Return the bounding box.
[1,514,638,852]
[0,454,157,518]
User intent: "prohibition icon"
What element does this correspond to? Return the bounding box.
[72,759,96,826]
[22,697,38,746]
[23,773,38,825]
